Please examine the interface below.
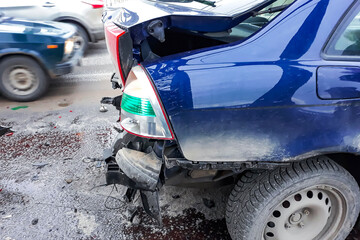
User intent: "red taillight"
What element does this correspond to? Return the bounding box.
[104,21,126,86]
[81,0,104,8]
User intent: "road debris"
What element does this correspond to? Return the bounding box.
[32,163,49,169]
[65,179,73,184]
[31,218,39,225]
[11,106,28,110]
[31,176,39,181]
[0,126,12,136]
[99,105,108,113]
[2,215,12,219]
[5,132,14,136]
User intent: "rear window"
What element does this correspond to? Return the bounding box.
[204,0,295,43]
[325,5,360,57]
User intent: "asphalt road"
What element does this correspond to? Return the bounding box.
[0,41,230,240]
[0,41,359,240]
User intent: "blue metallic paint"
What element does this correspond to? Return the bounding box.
[143,0,360,162]
[317,66,360,100]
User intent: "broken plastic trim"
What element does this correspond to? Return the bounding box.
[115,147,162,191]
[0,126,12,136]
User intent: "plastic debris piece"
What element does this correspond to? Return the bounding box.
[0,126,11,136]
[59,116,62,118]
[5,132,13,137]
[96,160,103,168]
[69,110,73,112]
[2,215,12,219]
[11,106,28,110]
[65,179,73,184]
[99,105,108,113]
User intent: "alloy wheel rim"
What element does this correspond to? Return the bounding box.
[263,185,346,240]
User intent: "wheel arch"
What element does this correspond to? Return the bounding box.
[55,17,93,42]
[0,53,51,77]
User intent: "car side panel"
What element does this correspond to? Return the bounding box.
[0,31,65,76]
[145,0,360,162]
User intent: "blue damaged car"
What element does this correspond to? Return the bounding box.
[102,0,360,239]
[0,14,81,101]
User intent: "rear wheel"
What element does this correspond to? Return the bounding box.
[0,56,48,101]
[226,157,360,240]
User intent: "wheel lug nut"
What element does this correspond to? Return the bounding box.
[299,222,305,228]
[303,209,310,215]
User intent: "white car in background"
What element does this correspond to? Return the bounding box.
[0,0,105,52]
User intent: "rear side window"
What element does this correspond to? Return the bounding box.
[326,8,360,57]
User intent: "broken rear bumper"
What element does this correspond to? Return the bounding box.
[106,147,162,191]
[104,132,163,224]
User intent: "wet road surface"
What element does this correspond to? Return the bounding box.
[0,41,360,240]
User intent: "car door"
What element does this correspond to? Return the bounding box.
[0,0,58,21]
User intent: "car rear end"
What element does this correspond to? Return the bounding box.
[101,0,291,223]
[101,2,360,239]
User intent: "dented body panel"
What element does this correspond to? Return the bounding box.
[102,0,360,225]
[143,0,360,162]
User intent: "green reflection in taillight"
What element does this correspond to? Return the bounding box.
[121,93,156,117]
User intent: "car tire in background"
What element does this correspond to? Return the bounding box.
[70,23,89,54]
[0,56,48,102]
[226,157,360,240]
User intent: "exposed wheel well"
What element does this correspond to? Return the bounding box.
[326,153,360,187]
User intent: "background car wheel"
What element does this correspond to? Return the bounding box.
[71,23,89,54]
[0,56,48,102]
[226,157,360,240]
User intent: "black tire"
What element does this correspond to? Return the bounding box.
[0,56,48,101]
[226,170,266,216]
[226,157,360,240]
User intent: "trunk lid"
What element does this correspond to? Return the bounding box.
[103,0,276,85]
